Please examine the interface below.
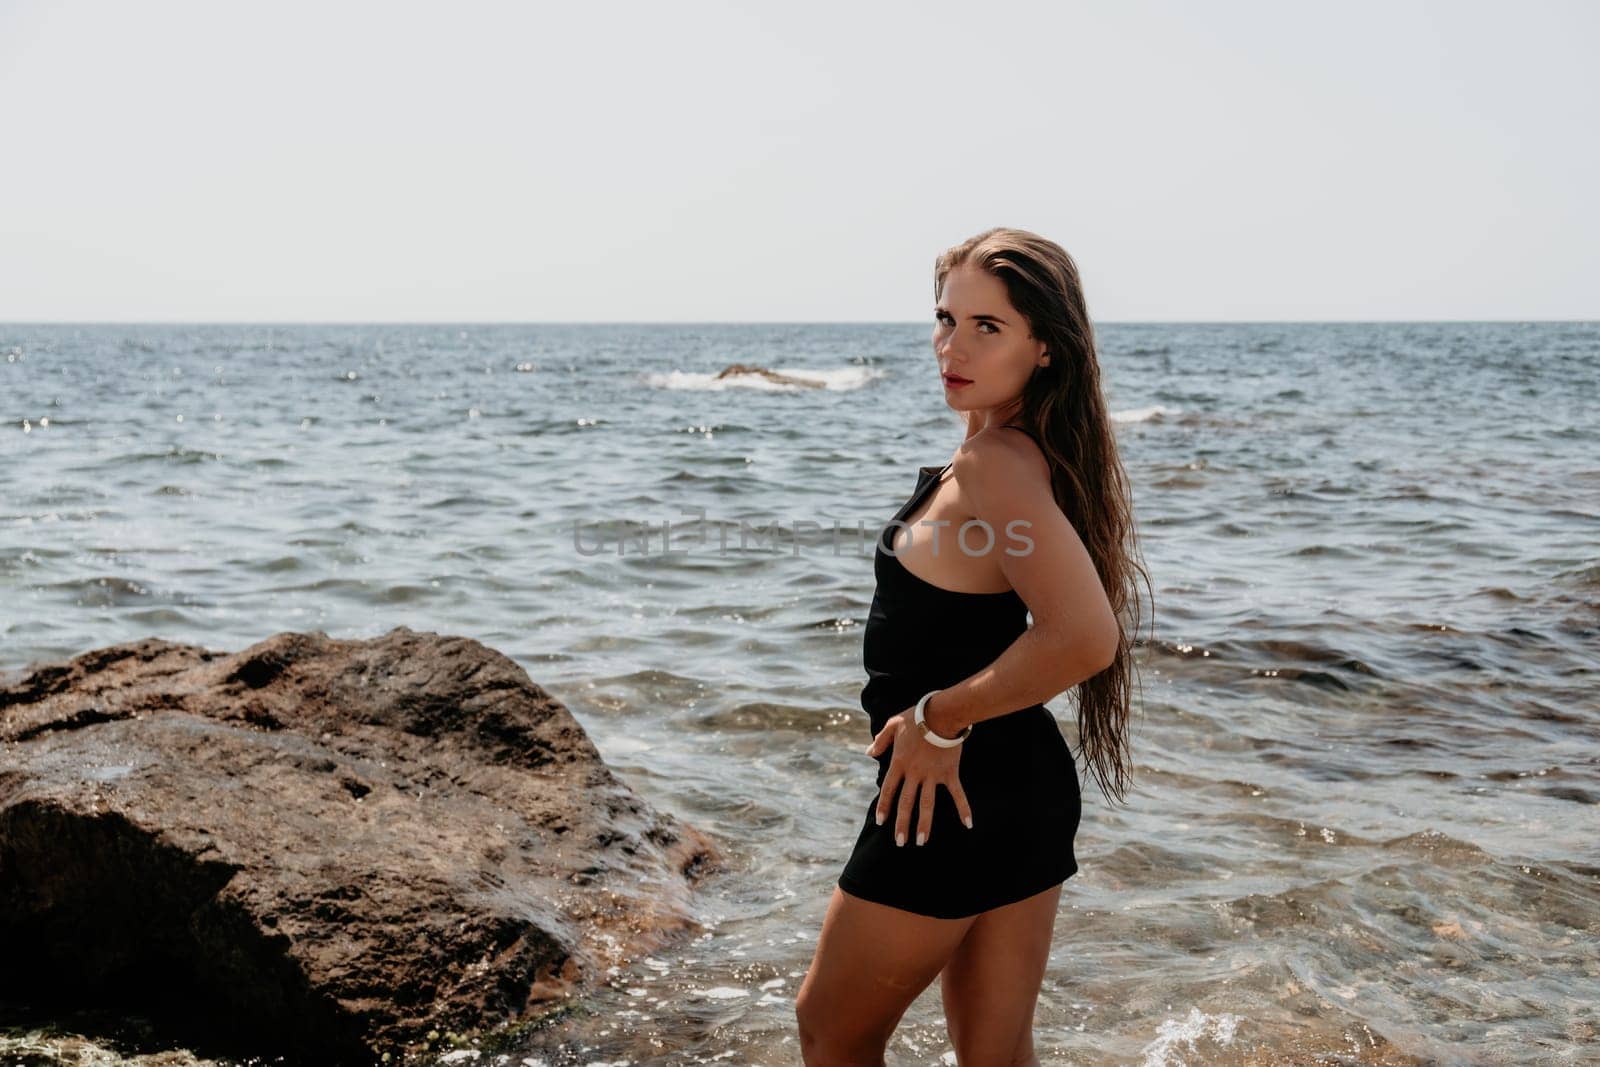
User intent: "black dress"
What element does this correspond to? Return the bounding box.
[836,443,1082,918]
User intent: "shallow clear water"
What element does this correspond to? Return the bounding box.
[2,321,1597,1064]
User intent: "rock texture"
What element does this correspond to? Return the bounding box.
[712,363,825,388]
[0,628,721,1064]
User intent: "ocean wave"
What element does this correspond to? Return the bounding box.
[1112,404,1179,423]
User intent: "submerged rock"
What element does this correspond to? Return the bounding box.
[0,628,721,1065]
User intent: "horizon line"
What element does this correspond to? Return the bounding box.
[3,318,1597,327]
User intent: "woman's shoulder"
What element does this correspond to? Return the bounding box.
[948,424,1050,496]
[955,423,1046,467]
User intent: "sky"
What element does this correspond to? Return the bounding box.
[1,0,1596,323]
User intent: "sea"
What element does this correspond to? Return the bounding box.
[2,321,1597,1065]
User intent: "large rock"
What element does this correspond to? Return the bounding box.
[0,628,721,1064]
[712,362,825,388]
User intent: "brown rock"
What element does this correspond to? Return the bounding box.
[0,628,721,1064]
[712,363,825,388]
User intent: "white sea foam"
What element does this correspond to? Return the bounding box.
[1112,404,1179,423]
[1138,1006,1246,1066]
[698,985,750,999]
[642,366,886,392]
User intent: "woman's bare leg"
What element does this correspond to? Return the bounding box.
[938,881,1062,1065]
[796,885,976,1065]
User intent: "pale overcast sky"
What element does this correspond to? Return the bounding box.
[1,0,1595,322]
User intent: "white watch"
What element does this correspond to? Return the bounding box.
[914,689,971,747]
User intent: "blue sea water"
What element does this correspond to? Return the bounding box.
[1,321,1597,1064]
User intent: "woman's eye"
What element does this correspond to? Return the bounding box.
[935,312,997,334]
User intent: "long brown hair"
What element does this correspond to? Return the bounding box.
[935,226,1153,806]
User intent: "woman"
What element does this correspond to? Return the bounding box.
[795,227,1151,1065]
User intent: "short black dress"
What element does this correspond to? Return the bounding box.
[836,450,1082,919]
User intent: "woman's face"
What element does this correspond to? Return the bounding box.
[932,263,1045,423]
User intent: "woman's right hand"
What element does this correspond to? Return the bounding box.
[865,710,974,847]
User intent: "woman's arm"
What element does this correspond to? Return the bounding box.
[924,431,1120,738]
